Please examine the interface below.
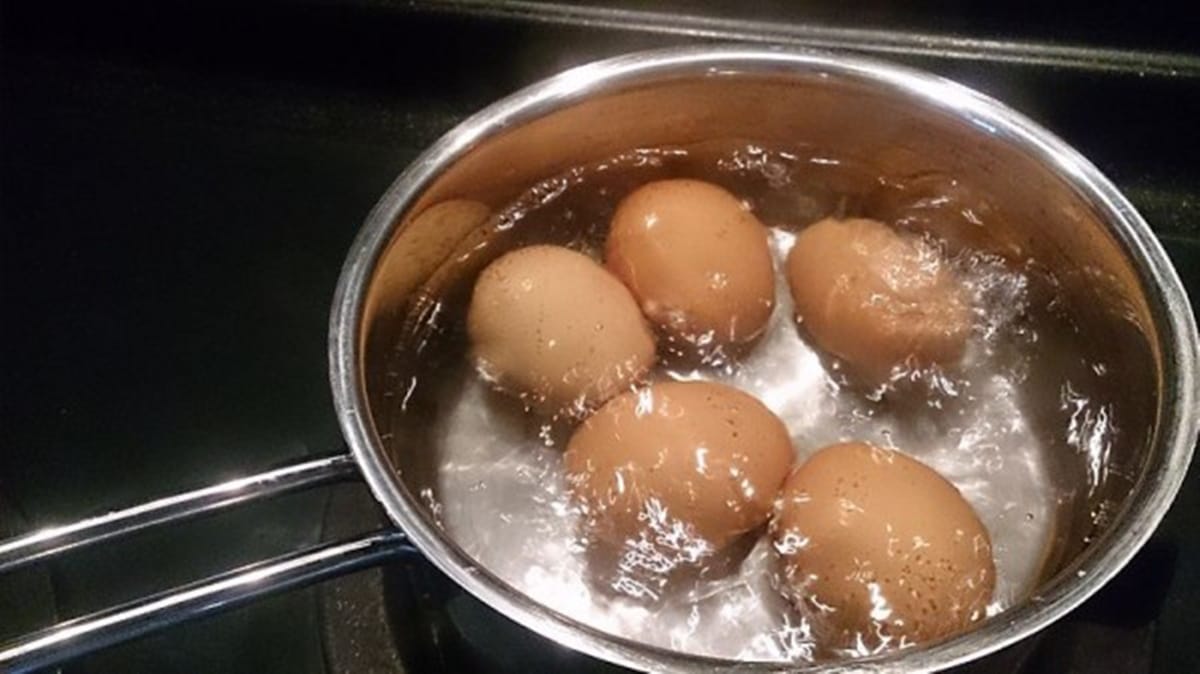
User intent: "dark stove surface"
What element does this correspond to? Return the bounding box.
[1,2,1197,672]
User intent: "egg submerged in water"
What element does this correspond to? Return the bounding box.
[565,381,794,561]
[467,245,656,417]
[606,179,777,361]
[785,217,970,383]
[772,442,996,653]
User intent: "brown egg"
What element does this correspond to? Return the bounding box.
[772,442,995,650]
[467,245,656,415]
[606,179,776,354]
[565,381,794,552]
[785,217,970,382]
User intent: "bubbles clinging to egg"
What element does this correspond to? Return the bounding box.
[606,179,777,357]
[785,217,971,384]
[564,381,793,557]
[772,442,996,651]
[467,245,656,417]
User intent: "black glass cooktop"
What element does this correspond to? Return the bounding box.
[1,2,1197,672]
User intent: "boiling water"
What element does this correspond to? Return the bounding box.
[402,143,1119,662]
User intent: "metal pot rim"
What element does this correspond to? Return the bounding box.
[329,46,1199,672]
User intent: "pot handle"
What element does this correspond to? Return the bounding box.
[0,454,416,672]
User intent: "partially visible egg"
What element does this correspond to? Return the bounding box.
[606,179,776,356]
[785,217,970,382]
[565,381,794,553]
[467,245,656,415]
[772,442,995,651]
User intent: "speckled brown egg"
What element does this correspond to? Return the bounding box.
[606,179,776,355]
[565,381,794,551]
[772,442,995,650]
[785,217,970,382]
[467,245,656,415]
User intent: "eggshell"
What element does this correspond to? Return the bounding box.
[785,217,970,381]
[772,442,995,649]
[467,245,656,415]
[565,381,794,551]
[606,179,776,354]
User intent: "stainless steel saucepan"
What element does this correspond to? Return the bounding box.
[2,47,1196,672]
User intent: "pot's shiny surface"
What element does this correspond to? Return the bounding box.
[331,47,1198,671]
